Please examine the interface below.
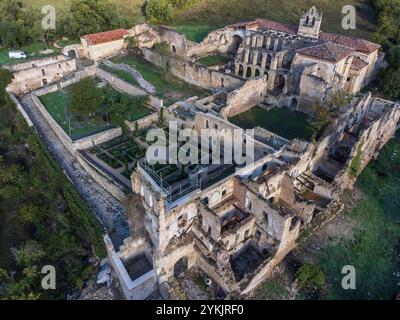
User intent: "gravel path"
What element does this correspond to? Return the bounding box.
[103,60,156,94]
[20,94,130,250]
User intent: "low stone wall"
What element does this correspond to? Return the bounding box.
[31,92,122,154]
[142,48,242,90]
[76,152,127,202]
[31,93,75,153]
[105,235,158,300]
[95,67,163,109]
[96,67,147,96]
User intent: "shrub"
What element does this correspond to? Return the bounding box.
[296,263,325,289]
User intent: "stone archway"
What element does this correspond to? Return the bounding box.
[246,66,252,78]
[174,257,188,277]
[238,64,244,77]
[255,68,261,77]
[274,74,285,94]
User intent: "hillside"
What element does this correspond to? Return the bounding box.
[25,0,377,41]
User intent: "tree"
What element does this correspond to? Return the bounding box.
[12,240,45,267]
[66,0,121,37]
[0,0,37,48]
[69,78,104,117]
[296,263,325,289]
[146,0,174,23]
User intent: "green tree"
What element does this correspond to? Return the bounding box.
[13,241,45,267]
[69,78,104,117]
[146,0,174,23]
[0,0,37,48]
[66,0,121,37]
[296,263,325,289]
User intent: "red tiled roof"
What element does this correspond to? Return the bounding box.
[319,32,380,54]
[226,19,380,55]
[351,56,369,70]
[254,19,298,35]
[227,19,297,35]
[81,29,129,45]
[296,42,354,63]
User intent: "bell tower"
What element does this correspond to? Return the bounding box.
[298,6,322,39]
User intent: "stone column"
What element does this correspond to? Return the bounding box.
[271,55,279,70]
[244,49,250,63]
[252,51,259,65]
[261,52,267,71]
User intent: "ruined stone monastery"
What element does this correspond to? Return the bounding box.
[6,7,400,299]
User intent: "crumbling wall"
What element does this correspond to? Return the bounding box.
[142,48,243,90]
[8,56,77,95]
[157,26,187,57]
[221,76,268,118]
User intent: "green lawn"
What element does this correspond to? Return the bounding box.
[197,55,229,66]
[110,54,209,105]
[39,81,152,140]
[317,134,400,299]
[172,24,217,43]
[0,42,60,66]
[229,106,311,140]
[39,90,113,140]
[99,63,140,87]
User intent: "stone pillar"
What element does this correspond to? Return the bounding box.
[271,56,279,70]
[235,63,240,76]
[244,49,250,63]
[274,38,280,51]
[251,36,257,48]
[261,52,267,71]
[266,37,272,50]
[252,51,259,65]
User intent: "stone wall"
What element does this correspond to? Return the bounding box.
[31,92,122,154]
[157,26,187,57]
[221,76,268,118]
[142,48,243,90]
[8,56,77,95]
[96,67,147,96]
[76,152,127,202]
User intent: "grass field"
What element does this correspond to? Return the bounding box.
[229,106,311,140]
[39,90,113,140]
[0,42,60,65]
[99,63,141,87]
[110,54,209,105]
[39,82,152,139]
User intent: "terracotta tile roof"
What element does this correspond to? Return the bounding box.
[227,21,254,29]
[319,32,380,54]
[351,56,369,70]
[254,19,298,35]
[296,41,354,63]
[226,19,381,55]
[227,19,297,34]
[81,29,129,45]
